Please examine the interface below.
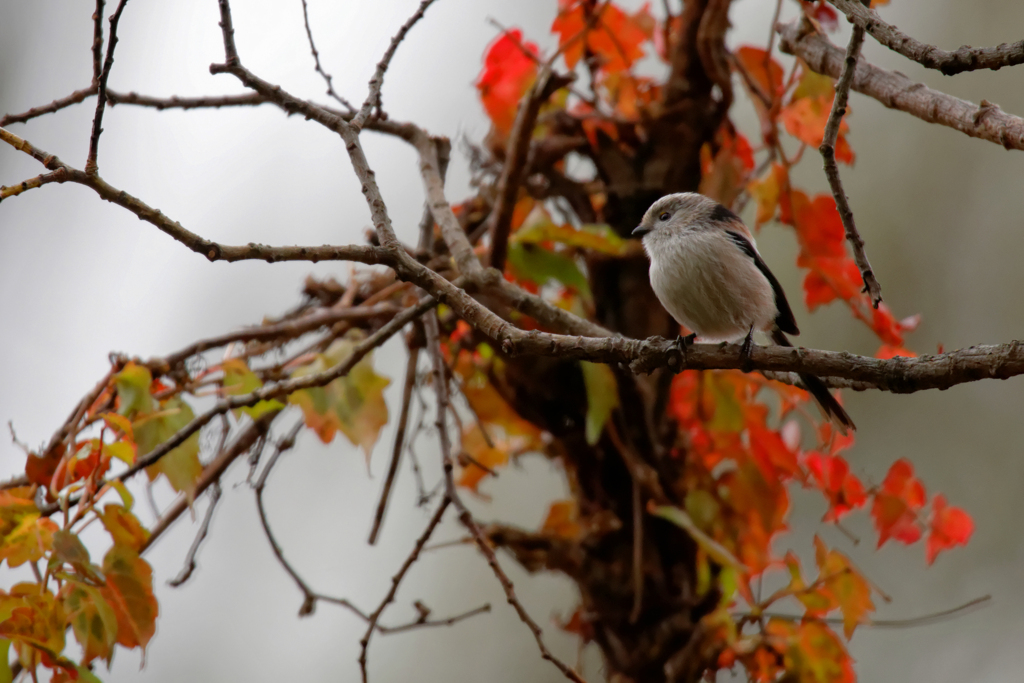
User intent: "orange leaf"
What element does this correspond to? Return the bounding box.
[100,545,158,653]
[540,500,582,539]
[926,494,973,564]
[871,459,926,547]
[814,537,875,639]
[476,30,539,135]
[747,164,786,227]
[735,46,784,100]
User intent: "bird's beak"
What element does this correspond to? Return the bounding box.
[632,225,650,237]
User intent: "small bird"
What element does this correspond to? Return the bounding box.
[633,192,855,433]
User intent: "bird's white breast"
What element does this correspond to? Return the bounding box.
[646,230,777,342]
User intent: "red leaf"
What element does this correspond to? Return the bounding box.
[926,494,973,564]
[871,459,926,547]
[476,30,539,135]
[805,453,866,521]
[552,1,647,74]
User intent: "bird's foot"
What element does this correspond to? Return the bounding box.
[668,333,696,373]
[739,326,755,373]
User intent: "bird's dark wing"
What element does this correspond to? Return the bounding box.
[725,229,799,335]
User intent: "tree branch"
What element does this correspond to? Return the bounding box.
[167,481,221,587]
[820,4,883,308]
[778,21,1024,151]
[85,0,129,175]
[828,0,1024,76]
[487,66,560,272]
[0,169,68,202]
[423,311,586,683]
[358,496,450,682]
[143,409,279,553]
[0,124,388,264]
[351,0,437,130]
[299,0,355,112]
[91,0,106,83]
[368,346,419,545]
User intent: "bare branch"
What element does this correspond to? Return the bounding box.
[143,410,278,553]
[299,0,356,112]
[423,311,586,683]
[254,419,360,617]
[216,0,240,65]
[107,90,268,110]
[1,88,269,127]
[487,66,562,272]
[412,134,482,275]
[828,0,1024,76]
[352,0,437,130]
[778,21,1024,151]
[368,346,419,545]
[376,603,491,634]
[819,7,883,308]
[91,0,106,83]
[167,481,221,587]
[1,86,98,127]
[759,594,991,629]
[85,0,130,175]
[161,302,400,370]
[1,125,388,264]
[358,496,450,681]
[0,169,69,202]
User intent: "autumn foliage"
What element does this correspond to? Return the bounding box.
[0,0,981,682]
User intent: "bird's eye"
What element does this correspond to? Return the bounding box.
[659,212,671,221]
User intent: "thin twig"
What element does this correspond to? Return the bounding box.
[368,346,420,545]
[143,410,279,553]
[91,0,106,83]
[629,476,644,624]
[828,0,1024,76]
[423,311,586,683]
[758,594,991,629]
[351,0,438,130]
[487,65,557,272]
[299,0,356,111]
[0,169,69,202]
[358,496,451,682]
[85,0,129,175]
[377,603,490,634]
[819,3,883,308]
[40,296,439,517]
[167,482,222,587]
[254,419,356,616]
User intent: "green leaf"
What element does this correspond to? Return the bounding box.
[580,361,618,445]
[63,580,118,665]
[507,243,591,299]
[114,363,154,416]
[222,358,285,419]
[0,640,9,683]
[513,210,626,256]
[135,397,202,498]
[288,334,390,462]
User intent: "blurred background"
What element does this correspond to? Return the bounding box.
[1,0,1022,680]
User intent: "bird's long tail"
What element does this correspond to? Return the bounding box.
[770,328,856,434]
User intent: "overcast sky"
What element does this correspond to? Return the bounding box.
[2,1,1024,681]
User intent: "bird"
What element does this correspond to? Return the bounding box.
[632,192,855,433]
